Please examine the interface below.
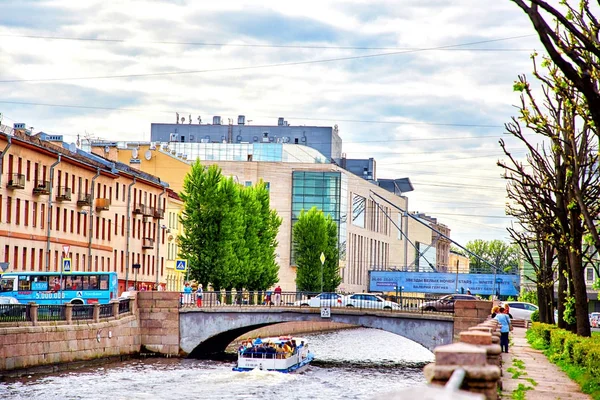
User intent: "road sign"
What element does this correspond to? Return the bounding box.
[62,245,70,256]
[320,307,331,318]
[62,258,72,274]
[175,259,188,272]
[320,252,325,265]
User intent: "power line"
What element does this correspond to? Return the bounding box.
[0,33,537,51]
[0,35,536,84]
[0,100,506,128]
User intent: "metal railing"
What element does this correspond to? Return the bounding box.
[119,298,131,314]
[0,303,28,322]
[37,304,66,321]
[179,291,453,315]
[72,305,94,320]
[99,303,113,318]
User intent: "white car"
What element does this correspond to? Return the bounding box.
[504,301,538,321]
[344,293,401,310]
[0,296,19,304]
[293,292,345,307]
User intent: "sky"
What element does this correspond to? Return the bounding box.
[0,0,549,246]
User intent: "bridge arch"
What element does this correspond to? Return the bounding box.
[180,308,453,356]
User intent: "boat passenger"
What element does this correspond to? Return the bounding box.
[283,342,292,355]
[253,337,263,345]
[265,344,276,359]
[275,344,285,359]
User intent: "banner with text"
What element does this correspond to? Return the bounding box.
[369,271,520,296]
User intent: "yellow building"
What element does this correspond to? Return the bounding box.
[164,189,185,291]
[449,250,470,274]
[90,140,431,293]
[0,129,170,294]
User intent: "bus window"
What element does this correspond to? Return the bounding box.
[71,276,83,291]
[18,275,31,291]
[89,275,99,290]
[32,275,49,291]
[99,275,108,290]
[0,278,15,292]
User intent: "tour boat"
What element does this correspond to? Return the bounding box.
[232,336,314,373]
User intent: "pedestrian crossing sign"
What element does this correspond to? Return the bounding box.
[175,259,187,272]
[63,258,72,274]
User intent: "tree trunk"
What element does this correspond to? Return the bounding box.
[557,251,568,329]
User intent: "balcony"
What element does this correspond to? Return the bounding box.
[6,173,25,190]
[95,198,111,211]
[56,186,72,201]
[142,204,153,217]
[133,203,144,214]
[153,207,165,219]
[77,192,92,206]
[142,237,154,249]
[32,180,51,195]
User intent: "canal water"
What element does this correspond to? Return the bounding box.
[0,327,434,400]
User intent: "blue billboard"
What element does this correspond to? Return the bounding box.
[369,271,519,296]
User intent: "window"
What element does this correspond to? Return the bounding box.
[15,199,20,225]
[587,268,594,281]
[116,183,119,201]
[96,216,100,239]
[24,200,29,226]
[352,194,366,228]
[121,215,125,236]
[63,208,67,232]
[102,218,106,240]
[77,212,81,235]
[55,206,60,231]
[26,160,31,181]
[30,248,35,271]
[40,204,45,229]
[6,196,12,223]
[83,214,87,237]
[108,219,112,241]
[70,210,74,233]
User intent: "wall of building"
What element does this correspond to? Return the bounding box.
[0,133,169,295]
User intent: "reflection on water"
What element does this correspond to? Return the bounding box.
[0,328,433,400]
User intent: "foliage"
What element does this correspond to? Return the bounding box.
[293,207,341,292]
[530,310,539,322]
[464,239,519,274]
[518,289,537,305]
[563,296,577,326]
[178,162,281,290]
[527,323,600,399]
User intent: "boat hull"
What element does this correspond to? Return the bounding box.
[232,352,314,373]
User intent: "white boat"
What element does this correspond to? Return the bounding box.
[232,336,314,373]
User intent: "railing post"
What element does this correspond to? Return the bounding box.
[65,303,73,324]
[111,300,120,318]
[93,303,100,323]
[29,303,39,326]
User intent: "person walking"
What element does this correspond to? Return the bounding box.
[494,306,512,353]
[196,284,203,307]
[274,285,282,306]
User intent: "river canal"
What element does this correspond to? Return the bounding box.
[0,327,434,400]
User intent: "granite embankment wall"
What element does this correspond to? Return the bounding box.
[0,301,141,374]
[0,292,182,374]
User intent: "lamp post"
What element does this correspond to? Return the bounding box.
[132,263,141,290]
[399,286,404,308]
[319,252,325,293]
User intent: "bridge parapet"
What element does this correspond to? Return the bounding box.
[138,291,180,356]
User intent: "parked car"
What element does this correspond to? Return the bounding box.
[0,296,23,318]
[503,301,538,321]
[293,292,344,308]
[119,291,135,300]
[343,293,401,310]
[419,294,478,312]
[590,312,600,328]
[0,297,19,304]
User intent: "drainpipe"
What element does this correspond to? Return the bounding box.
[0,135,12,187]
[125,177,136,289]
[45,156,62,271]
[87,168,101,271]
[155,186,166,287]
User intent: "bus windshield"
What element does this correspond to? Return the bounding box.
[0,278,15,292]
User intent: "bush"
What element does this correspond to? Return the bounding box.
[531,310,539,322]
[586,344,600,377]
[562,334,585,363]
[550,329,569,355]
[530,322,556,347]
[573,341,592,366]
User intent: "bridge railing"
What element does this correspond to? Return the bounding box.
[179,291,453,315]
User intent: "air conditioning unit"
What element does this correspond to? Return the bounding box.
[149,142,157,150]
[169,133,177,141]
[161,143,168,150]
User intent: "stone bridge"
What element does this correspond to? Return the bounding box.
[180,307,456,356]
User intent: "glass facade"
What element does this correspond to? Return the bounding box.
[351,194,366,228]
[291,171,347,263]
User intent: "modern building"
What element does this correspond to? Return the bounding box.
[89,136,435,293]
[0,125,171,294]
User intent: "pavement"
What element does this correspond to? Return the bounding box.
[500,327,591,399]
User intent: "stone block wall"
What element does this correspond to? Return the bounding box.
[454,300,492,340]
[138,291,180,355]
[0,314,140,373]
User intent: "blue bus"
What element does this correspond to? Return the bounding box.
[0,272,119,305]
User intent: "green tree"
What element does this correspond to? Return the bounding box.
[464,240,518,274]
[178,162,223,288]
[253,181,281,291]
[293,207,340,292]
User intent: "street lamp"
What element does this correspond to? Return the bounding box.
[132,263,141,290]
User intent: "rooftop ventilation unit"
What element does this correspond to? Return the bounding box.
[200,138,209,143]
[169,133,177,142]
[277,117,284,126]
[213,116,221,125]
[262,132,269,143]
[182,154,188,160]
[238,115,245,125]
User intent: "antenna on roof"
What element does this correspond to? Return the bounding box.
[68,143,77,154]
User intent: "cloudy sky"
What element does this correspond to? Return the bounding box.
[0,0,547,245]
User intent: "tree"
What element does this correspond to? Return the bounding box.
[464,240,519,274]
[499,57,600,335]
[293,207,341,292]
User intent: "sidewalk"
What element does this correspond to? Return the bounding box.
[500,327,591,399]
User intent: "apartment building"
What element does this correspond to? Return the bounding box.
[0,128,169,293]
